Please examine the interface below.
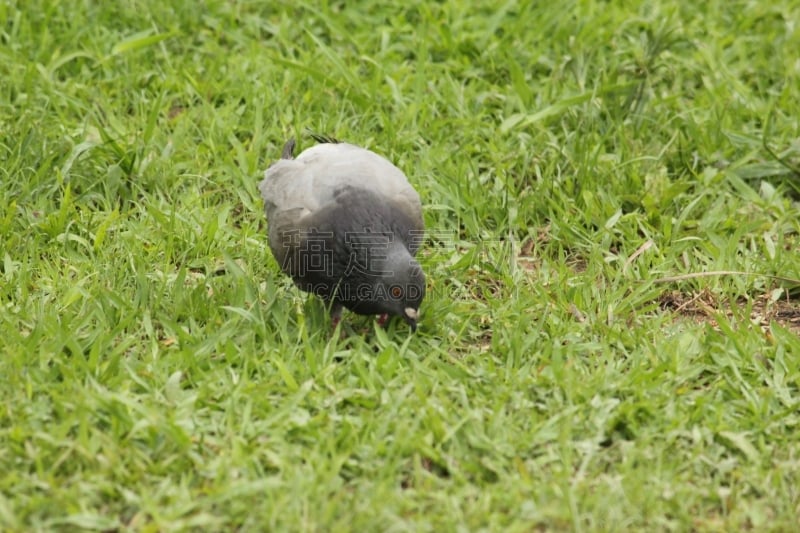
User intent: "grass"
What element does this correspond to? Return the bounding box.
[2,0,800,530]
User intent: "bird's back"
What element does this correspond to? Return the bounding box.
[259,140,424,284]
[260,142,421,225]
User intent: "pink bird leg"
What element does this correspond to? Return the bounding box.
[330,303,343,330]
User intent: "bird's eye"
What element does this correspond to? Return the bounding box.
[390,286,403,299]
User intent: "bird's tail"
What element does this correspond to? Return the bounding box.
[281,138,296,160]
[279,132,340,161]
[308,132,341,145]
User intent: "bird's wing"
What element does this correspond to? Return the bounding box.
[259,142,422,231]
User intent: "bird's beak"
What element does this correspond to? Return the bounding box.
[404,307,419,332]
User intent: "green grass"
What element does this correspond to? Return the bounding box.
[2,0,800,530]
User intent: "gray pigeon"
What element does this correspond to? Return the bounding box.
[259,135,425,331]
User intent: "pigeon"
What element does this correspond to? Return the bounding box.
[259,134,425,331]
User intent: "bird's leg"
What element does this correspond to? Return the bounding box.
[330,302,343,330]
[377,313,390,328]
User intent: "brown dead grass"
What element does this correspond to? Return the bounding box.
[658,289,800,335]
[515,228,800,336]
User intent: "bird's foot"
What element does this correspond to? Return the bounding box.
[377,313,390,328]
[329,302,344,335]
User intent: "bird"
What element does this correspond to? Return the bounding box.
[259,134,425,332]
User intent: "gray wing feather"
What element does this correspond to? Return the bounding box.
[259,142,422,231]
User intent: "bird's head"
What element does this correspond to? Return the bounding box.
[347,242,426,331]
[384,257,425,332]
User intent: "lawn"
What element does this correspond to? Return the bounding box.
[2,0,800,530]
